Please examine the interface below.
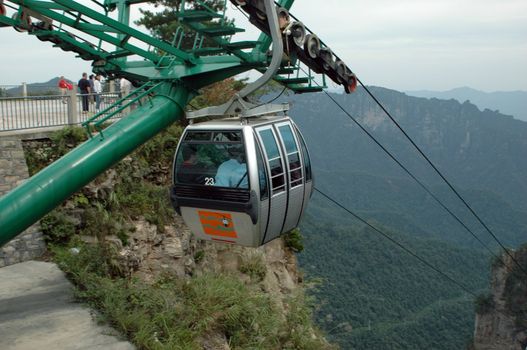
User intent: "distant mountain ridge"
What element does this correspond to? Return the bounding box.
[406,87,527,122]
[1,77,72,96]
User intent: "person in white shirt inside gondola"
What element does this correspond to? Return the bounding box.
[215,147,248,189]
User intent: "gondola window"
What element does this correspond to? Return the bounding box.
[175,131,248,189]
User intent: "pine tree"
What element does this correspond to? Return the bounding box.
[136,0,228,49]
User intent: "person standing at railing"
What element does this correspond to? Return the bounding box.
[89,75,96,107]
[78,73,91,114]
[93,74,102,113]
[58,76,72,104]
[120,77,131,98]
[120,77,132,114]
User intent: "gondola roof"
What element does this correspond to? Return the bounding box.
[187,115,291,129]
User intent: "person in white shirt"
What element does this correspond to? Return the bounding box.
[215,150,248,188]
[93,75,102,112]
[119,77,132,114]
[120,78,131,97]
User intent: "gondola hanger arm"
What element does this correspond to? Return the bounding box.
[186,0,288,121]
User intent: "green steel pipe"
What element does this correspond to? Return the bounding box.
[0,85,189,247]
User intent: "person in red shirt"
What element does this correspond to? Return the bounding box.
[57,76,71,104]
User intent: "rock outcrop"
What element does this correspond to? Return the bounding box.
[473,247,527,350]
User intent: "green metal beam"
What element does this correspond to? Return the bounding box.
[0,83,190,247]
[10,0,159,62]
[96,52,259,84]
[76,23,121,33]
[0,15,17,27]
[52,0,195,64]
[18,0,68,10]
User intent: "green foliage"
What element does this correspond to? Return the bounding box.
[52,244,332,350]
[299,211,489,350]
[284,87,527,349]
[136,0,228,46]
[193,250,205,263]
[239,251,267,282]
[41,211,76,244]
[134,124,183,171]
[283,228,304,252]
[474,293,495,314]
[114,173,173,230]
[72,193,90,207]
[50,126,88,155]
[24,126,89,175]
[284,292,338,350]
[81,203,130,243]
[53,243,125,280]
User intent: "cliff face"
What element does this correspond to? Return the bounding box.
[106,215,306,350]
[116,214,302,310]
[473,247,527,350]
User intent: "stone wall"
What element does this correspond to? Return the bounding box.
[0,137,46,267]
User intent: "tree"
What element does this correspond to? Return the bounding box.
[136,0,228,49]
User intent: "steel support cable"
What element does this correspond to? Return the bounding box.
[314,187,478,297]
[262,86,288,104]
[355,77,527,276]
[297,68,505,266]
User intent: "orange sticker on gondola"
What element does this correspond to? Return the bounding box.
[198,211,238,239]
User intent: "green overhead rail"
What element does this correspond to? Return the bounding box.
[0,0,358,246]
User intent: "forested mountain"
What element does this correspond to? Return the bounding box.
[406,87,527,122]
[275,87,527,349]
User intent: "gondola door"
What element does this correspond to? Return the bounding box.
[294,124,314,224]
[255,125,288,243]
[275,121,305,233]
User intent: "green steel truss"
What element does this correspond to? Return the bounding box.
[0,0,341,92]
[0,0,356,246]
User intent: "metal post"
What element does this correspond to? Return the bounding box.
[21,82,27,97]
[67,84,79,125]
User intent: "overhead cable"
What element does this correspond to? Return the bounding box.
[297,67,507,268]
[355,77,527,276]
[314,187,478,297]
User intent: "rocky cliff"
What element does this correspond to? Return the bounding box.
[473,246,527,350]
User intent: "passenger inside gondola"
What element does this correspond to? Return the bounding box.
[175,131,249,189]
[177,145,199,184]
[215,147,248,188]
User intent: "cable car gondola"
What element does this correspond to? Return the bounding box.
[170,115,313,247]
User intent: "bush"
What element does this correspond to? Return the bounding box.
[474,293,495,314]
[283,228,304,252]
[284,292,338,350]
[239,251,267,282]
[41,211,76,244]
[50,126,88,155]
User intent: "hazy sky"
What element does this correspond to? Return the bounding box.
[0,0,525,92]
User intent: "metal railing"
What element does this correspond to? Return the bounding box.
[0,92,130,132]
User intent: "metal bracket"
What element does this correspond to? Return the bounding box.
[186,0,287,120]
